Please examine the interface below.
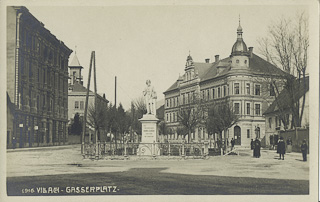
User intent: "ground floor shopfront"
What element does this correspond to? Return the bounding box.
[164,119,266,147]
[7,111,68,149]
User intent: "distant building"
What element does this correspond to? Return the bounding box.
[67,54,109,123]
[263,77,309,146]
[7,6,72,148]
[163,21,286,146]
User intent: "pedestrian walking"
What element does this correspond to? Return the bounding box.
[253,138,261,158]
[301,139,308,161]
[277,137,286,160]
[231,138,235,151]
[250,139,254,150]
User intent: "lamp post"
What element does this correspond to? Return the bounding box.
[34,126,38,147]
[19,123,23,148]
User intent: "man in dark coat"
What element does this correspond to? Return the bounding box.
[231,138,235,151]
[277,137,286,160]
[253,138,261,158]
[301,139,308,161]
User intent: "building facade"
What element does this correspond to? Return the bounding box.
[7,6,72,148]
[67,54,109,123]
[163,22,286,146]
[264,77,309,146]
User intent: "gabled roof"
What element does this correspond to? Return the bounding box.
[69,82,109,103]
[164,53,287,94]
[263,76,309,115]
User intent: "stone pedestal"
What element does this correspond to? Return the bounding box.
[139,114,159,156]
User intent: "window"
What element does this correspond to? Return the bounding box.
[234,83,240,94]
[212,88,215,99]
[173,98,175,107]
[247,129,250,138]
[170,99,172,107]
[244,60,247,64]
[255,104,260,115]
[80,101,84,110]
[75,101,79,109]
[275,116,278,127]
[166,99,169,107]
[246,83,250,95]
[223,86,226,97]
[207,89,210,100]
[269,118,272,128]
[234,103,240,114]
[218,87,221,98]
[270,84,275,96]
[236,59,239,63]
[183,94,185,105]
[246,103,250,115]
[255,85,261,96]
[166,114,169,122]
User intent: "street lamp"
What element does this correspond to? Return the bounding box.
[19,123,23,148]
[34,126,38,147]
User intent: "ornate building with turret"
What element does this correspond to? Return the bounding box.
[7,6,72,148]
[163,21,286,146]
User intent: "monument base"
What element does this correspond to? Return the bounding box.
[138,114,159,156]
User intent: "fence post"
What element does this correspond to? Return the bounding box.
[168,142,171,157]
[124,141,127,158]
[204,141,208,158]
[182,141,185,159]
[152,141,156,159]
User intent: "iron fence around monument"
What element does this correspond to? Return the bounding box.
[82,141,213,159]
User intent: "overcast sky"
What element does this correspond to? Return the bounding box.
[27,3,309,110]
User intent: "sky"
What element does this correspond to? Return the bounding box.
[26,3,310,110]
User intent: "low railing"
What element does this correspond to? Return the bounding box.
[82,141,216,159]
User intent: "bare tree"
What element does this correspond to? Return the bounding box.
[87,101,108,140]
[206,100,239,152]
[177,94,205,143]
[258,11,309,128]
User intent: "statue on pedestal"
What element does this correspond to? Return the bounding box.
[143,80,157,115]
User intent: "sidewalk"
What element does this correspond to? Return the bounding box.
[6,145,309,181]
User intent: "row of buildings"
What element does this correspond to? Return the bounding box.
[7,6,308,149]
[7,6,108,148]
[163,22,309,146]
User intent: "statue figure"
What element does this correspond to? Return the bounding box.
[143,80,157,115]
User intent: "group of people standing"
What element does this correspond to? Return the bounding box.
[250,137,308,161]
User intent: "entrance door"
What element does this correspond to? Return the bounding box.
[234,126,241,145]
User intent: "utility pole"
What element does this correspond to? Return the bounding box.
[81,51,98,157]
[115,76,117,107]
[81,51,94,154]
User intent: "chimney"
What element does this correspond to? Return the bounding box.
[205,58,210,63]
[249,47,253,58]
[215,55,219,62]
